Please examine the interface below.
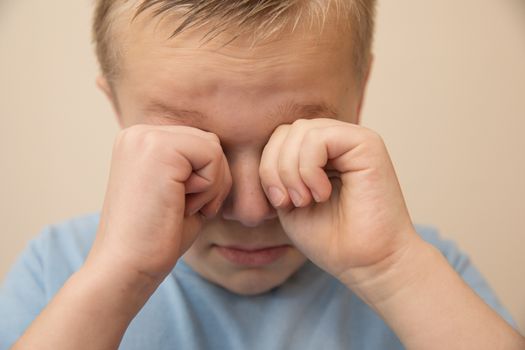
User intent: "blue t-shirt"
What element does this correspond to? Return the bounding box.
[0,213,517,349]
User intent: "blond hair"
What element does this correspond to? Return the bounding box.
[93,0,376,82]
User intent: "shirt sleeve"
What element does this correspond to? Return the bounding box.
[415,224,518,330]
[0,230,49,350]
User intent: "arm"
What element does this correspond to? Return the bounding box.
[343,234,524,349]
[13,260,157,350]
[259,118,524,349]
[13,125,231,349]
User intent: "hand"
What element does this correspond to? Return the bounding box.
[260,118,417,287]
[88,124,232,284]
[13,125,232,350]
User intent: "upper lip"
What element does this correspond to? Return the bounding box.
[214,244,290,252]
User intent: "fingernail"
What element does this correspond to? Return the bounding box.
[288,189,303,207]
[215,200,223,215]
[268,186,285,207]
[189,207,200,216]
[312,191,321,203]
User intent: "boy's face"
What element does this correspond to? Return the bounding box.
[101,11,368,295]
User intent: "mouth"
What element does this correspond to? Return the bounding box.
[213,244,291,267]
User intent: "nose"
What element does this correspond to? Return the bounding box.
[221,153,277,227]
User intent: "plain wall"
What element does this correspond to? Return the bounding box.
[1,0,524,332]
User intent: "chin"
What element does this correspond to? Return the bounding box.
[215,268,297,296]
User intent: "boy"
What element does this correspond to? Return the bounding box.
[1,0,524,348]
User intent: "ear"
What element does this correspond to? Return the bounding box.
[96,76,124,129]
[355,54,374,126]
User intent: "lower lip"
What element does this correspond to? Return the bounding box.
[215,245,289,267]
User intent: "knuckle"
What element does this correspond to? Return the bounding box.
[123,124,147,139]
[274,123,290,135]
[361,128,388,157]
[140,130,164,153]
[303,128,322,143]
[205,132,221,144]
[298,166,312,178]
[277,162,295,182]
[115,125,147,150]
[124,128,171,161]
[363,128,384,145]
[207,140,223,159]
[291,118,309,129]
[120,125,148,141]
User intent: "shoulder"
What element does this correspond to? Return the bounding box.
[0,213,100,348]
[10,212,100,293]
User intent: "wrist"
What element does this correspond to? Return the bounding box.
[339,232,525,349]
[83,253,162,290]
[79,256,162,317]
[85,234,173,291]
[338,231,436,308]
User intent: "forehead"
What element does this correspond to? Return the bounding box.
[113,7,358,145]
[118,3,354,71]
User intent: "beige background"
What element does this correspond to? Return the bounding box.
[1,0,524,332]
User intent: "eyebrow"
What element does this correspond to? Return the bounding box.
[269,101,340,121]
[144,100,340,121]
[144,102,208,121]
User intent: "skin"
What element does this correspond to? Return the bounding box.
[13,6,525,350]
[100,10,364,296]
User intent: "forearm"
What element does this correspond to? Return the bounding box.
[342,235,525,349]
[13,260,158,350]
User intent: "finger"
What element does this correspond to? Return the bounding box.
[299,124,378,199]
[276,120,314,207]
[276,119,342,207]
[259,124,294,209]
[185,192,210,217]
[185,172,214,194]
[318,124,379,174]
[185,149,231,217]
[184,162,225,217]
[199,153,232,218]
[122,124,223,180]
[136,124,221,144]
[119,124,228,217]
[146,133,224,217]
[298,127,333,202]
[123,130,222,185]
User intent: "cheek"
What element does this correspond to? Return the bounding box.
[181,227,216,267]
[188,226,216,249]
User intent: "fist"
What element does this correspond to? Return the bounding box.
[89,124,232,282]
[260,119,416,284]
